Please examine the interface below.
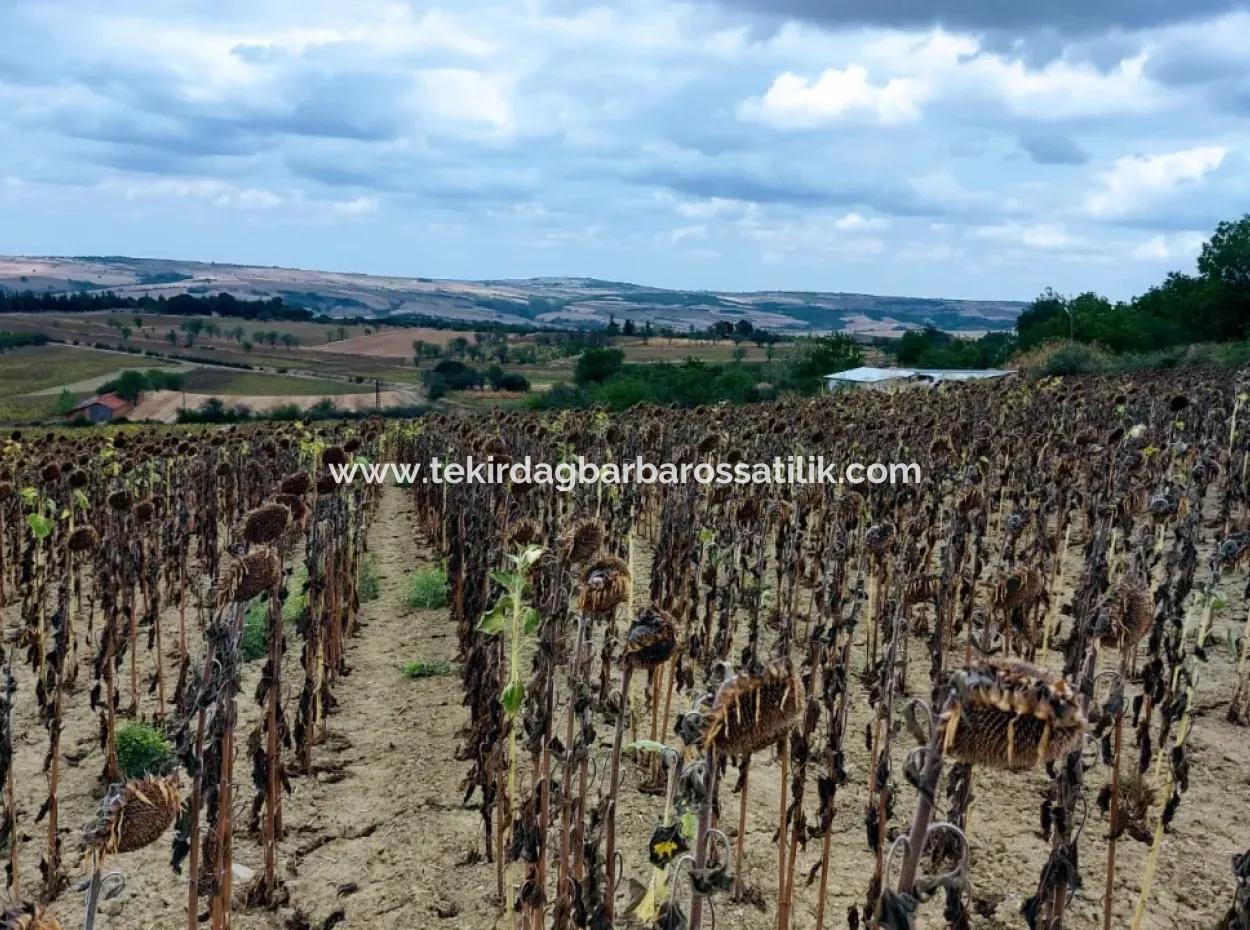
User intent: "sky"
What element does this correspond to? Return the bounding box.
[1,0,1248,301]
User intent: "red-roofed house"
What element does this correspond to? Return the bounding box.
[65,392,134,423]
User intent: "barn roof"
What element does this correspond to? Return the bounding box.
[68,392,133,413]
[824,366,1014,383]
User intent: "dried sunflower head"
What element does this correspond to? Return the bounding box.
[321,446,349,468]
[622,606,676,670]
[67,526,99,553]
[83,775,182,859]
[1096,576,1153,648]
[577,555,631,614]
[242,502,291,545]
[279,471,311,495]
[220,548,281,604]
[559,517,604,564]
[507,519,542,550]
[0,903,62,930]
[939,659,1087,772]
[701,663,805,757]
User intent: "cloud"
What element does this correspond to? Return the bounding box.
[740,34,1163,136]
[1130,231,1206,261]
[1084,146,1228,219]
[1018,132,1088,166]
[0,0,1245,300]
[972,223,1083,250]
[739,65,928,127]
[703,0,1240,35]
[415,69,516,131]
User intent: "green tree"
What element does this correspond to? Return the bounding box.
[785,334,862,392]
[574,347,625,385]
[1199,214,1250,290]
[111,370,148,402]
[54,388,77,415]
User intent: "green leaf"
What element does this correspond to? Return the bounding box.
[73,490,90,512]
[27,514,53,540]
[491,570,522,591]
[697,528,714,545]
[626,739,667,755]
[477,599,510,635]
[502,680,525,716]
[522,606,542,635]
[19,487,37,507]
[678,811,697,841]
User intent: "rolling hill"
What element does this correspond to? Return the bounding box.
[0,255,1025,336]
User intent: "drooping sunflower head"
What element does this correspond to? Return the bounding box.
[939,658,1087,772]
[221,547,281,604]
[67,526,100,554]
[577,555,631,615]
[83,775,182,860]
[242,502,291,546]
[0,903,63,930]
[701,663,804,757]
[622,606,677,671]
[559,517,605,564]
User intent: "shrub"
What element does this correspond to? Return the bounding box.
[116,722,171,778]
[1015,340,1112,377]
[358,554,381,602]
[402,660,455,679]
[405,567,448,609]
[574,347,624,385]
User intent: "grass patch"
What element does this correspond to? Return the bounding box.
[284,563,309,625]
[116,721,171,778]
[405,567,448,609]
[242,597,270,661]
[181,368,370,395]
[402,660,455,679]
[0,345,173,398]
[358,554,381,602]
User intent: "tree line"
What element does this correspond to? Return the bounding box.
[890,214,1250,371]
[0,289,314,321]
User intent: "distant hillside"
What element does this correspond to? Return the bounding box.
[0,256,1025,336]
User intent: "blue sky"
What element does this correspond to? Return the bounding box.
[1,0,1247,300]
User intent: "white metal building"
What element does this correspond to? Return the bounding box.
[824,366,1015,392]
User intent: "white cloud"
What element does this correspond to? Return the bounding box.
[331,196,379,217]
[1131,231,1205,261]
[973,223,1081,250]
[674,197,754,220]
[736,213,886,258]
[667,224,708,243]
[963,53,1159,119]
[415,69,516,131]
[834,211,889,231]
[1084,146,1227,219]
[738,64,928,128]
[111,178,286,209]
[742,30,1164,132]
